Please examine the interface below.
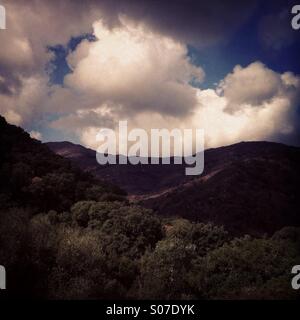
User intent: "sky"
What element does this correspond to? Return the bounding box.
[0,0,300,151]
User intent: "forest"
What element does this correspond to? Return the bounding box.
[0,116,299,299]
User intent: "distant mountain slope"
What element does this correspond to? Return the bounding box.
[48,140,300,236]
[47,141,190,194]
[141,142,300,236]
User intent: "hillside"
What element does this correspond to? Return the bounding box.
[141,142,300,236]
[0,116,125,213]
[48,140,300,236]
[47,141,190,195]
[1,116,299,299]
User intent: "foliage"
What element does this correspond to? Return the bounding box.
[0,116,126,212]
[1,116,299,300]
[187,236,300,299]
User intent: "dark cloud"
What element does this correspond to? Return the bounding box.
[0,65,22,96]
[0,76,13,95]
[7,0,258,47]
[89,0,258,47]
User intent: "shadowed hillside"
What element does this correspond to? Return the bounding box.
[47,141,190,195]
[48,140,300,236]
[0,116,125,213]
[141,142,300,236]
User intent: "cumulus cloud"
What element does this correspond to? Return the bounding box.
[0,0,254,85]
[63,19,204,117]
[0,0,299,152]
[0,0,101,71]
[47,18,204,149]
[217,62,299,113]
[195,64,299,147]
[71,62,300,152]
[193,86,298,148]
[0,2,204,131]
[0,0,104,103]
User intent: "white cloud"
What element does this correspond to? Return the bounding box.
[52,45,300,152]
[192,88,297,148]
[77,77,299,153]
[64,18,204,117]
[1,16,204,136]
[0,2,299,151]
[217,62,288,112]
[0,0,102,74]
[29,130,42,140]
[2,109,22,126]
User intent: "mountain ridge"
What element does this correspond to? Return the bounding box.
[46,139,300,194]
[47,139,300,235]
